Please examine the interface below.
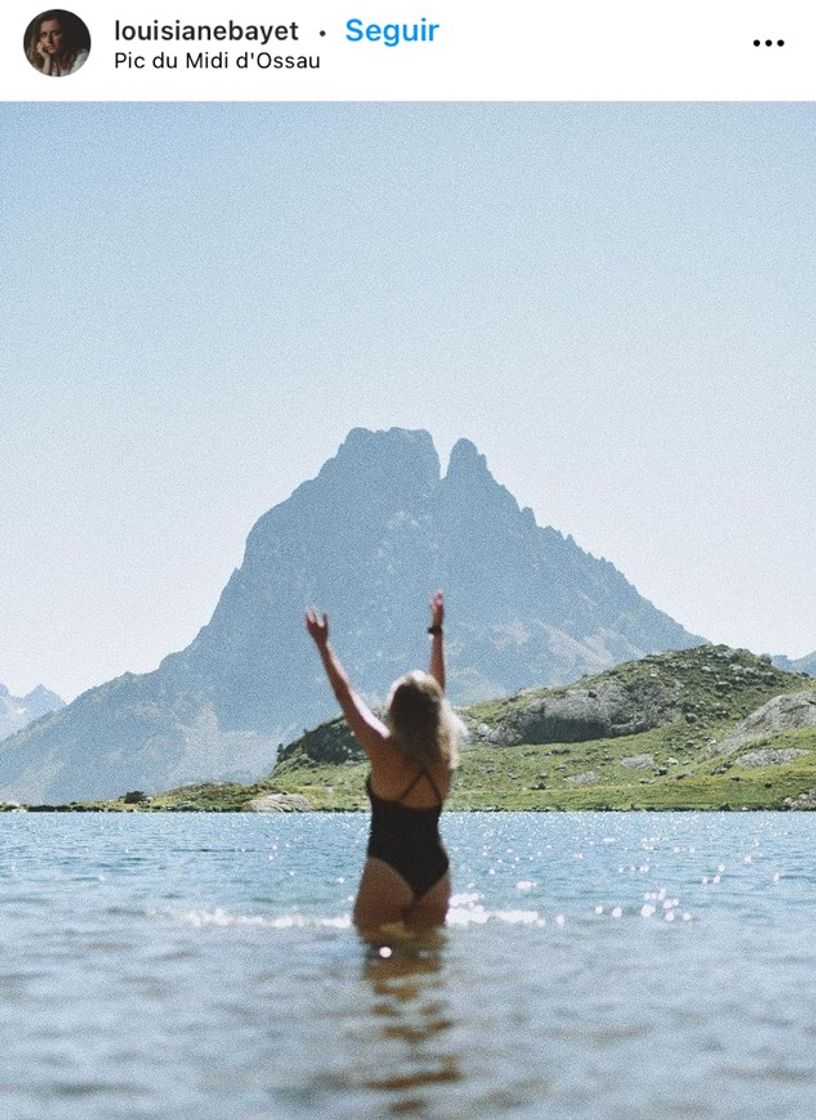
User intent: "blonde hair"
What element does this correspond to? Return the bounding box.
[386,671,464,770]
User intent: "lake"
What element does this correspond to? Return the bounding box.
[1,811,814,1119]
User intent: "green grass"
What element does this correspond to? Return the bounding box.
[265,727,816,812]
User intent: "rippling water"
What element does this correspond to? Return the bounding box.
[1,812,815,1119]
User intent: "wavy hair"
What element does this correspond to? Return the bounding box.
[386,671,464,770]
[26,10,89,71]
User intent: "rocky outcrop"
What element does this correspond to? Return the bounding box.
[464,644,792,751]
[783,789,816,810]
[621,753,655,769]
[567,771,600,786]
[471,676,684,746]
[247,793,312,812]
[736,748,811,768]
[277,717,363,767]
[722,689,816,753]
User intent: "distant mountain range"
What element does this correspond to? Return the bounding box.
[772,651,816,677]
[0,683,64,741]
[1,427,708,803]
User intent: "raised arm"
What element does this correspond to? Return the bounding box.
[305,608,388,756]
[427,590,445,693]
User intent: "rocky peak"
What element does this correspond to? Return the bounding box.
[0,682,65,743]
[440,437,521,524]
[241,428,439,573]
[23,686,65,719]
[25,684,55,699]
[446,437,486,478]
[326,426,440,495]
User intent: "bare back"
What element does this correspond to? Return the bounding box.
[368,740,451,807]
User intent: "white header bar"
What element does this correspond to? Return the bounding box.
[3,1,816,101]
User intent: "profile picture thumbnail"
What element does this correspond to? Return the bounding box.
[24,9,90,77]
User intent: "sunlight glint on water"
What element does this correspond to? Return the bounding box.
[1,811,815,1119]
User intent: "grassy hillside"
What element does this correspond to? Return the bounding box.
[8,645,814,812]
[268,645,816,811]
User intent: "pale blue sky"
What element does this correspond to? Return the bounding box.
[2,103,814,700]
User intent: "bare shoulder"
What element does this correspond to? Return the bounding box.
[351,713,390,759]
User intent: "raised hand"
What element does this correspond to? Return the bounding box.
[429,590,444,630]
[305,606,329,647]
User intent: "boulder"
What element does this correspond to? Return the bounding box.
[722,688,816,752]
[247,793,312,812]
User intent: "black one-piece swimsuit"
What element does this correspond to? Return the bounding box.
[365,769,449,899]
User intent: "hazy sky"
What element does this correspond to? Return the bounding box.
[2,102,814,701]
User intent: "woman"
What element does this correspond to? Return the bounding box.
[26,11,90,77]
[305,592,462,935]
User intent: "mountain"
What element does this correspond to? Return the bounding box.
[0,684,64,741]
[772,651,816,678]
[0,427,704,804]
